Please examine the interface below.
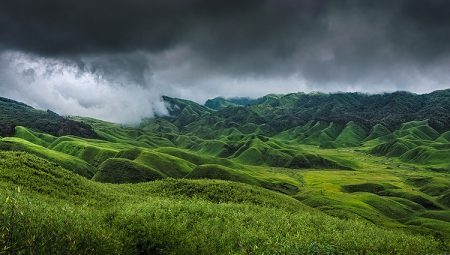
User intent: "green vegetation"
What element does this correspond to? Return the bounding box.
[0,90,449,254]
[93,158,165,183]
[0,97,97,138]
[186,164,260,185]
[0,137,95,177]
[334,121,367,147]
[0,152,446,254]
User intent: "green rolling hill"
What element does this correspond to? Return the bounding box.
[0,89,449,254]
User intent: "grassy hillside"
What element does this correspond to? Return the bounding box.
[0,91,449,254]
[0,151,446,254]
[93,158,165,183]
[0,97,97,138]
[0,137,95,177]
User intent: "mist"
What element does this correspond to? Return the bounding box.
[0,51,168,123]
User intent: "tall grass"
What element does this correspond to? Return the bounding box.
[0,188,445,255]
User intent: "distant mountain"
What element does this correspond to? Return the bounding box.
[205,97,257,110]
[179,89,450,133]
[2,89,448,140]
[0,97,98,138]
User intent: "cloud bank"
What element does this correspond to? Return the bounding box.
[0,51,167,123]
[0,0,449,122]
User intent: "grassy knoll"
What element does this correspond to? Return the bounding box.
[93,158,165,183]
[0,137,95,178]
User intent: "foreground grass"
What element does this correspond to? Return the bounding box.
[0,151,446,254]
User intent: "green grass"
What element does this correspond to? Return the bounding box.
[133,150,195,177]
[380,189,444,210]
[437,131,450,142]
[400,146,450,165]
[370,139,417,157]
[341,182,400,194]
[93,158,165,183]
[334,121,367,147]
[50,139,120,166]
[365,124,391,141]
[190,140,227,156]
[440,192,450,207]
[155,147,240,168]
[14,126,57,147]
[186,164,259,185]
[0,137,95,178]
[0,151,446,254]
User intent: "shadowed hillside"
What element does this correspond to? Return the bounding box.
[0,97,98,138]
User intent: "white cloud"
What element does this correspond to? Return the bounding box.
[0,51,167,123]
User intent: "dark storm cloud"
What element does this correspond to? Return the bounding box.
[0,0,327,84]
[1,0,449,62]
[0,0,449,122]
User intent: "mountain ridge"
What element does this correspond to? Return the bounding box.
[156,89,450,136]
[0,96,98,138]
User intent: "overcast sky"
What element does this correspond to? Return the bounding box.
[0,0,449,122]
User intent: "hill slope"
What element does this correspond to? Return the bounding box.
[0,97,97,138]
[0,151,445,254]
